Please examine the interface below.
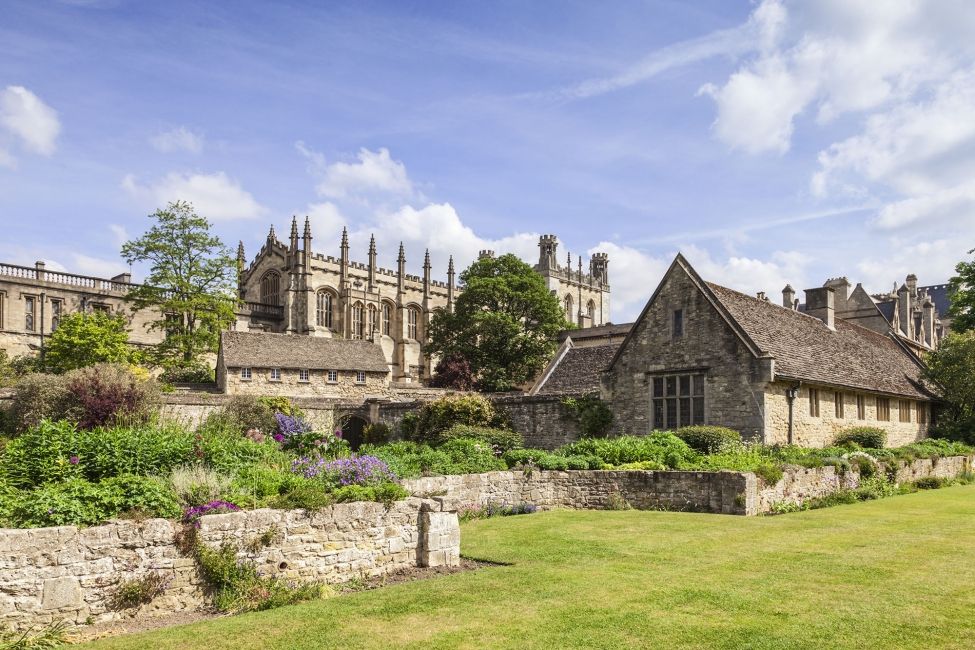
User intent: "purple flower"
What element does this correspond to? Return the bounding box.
[334,429,343,439]
[69,456,79,465]
[182,500,241,527]
[273,433,285,443]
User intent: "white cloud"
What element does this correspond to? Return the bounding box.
[856,238,963,293]
[310,147,413,200]
[0,86,60,166]
[69,253,127,279]
[122,171,267,221]
[150,126,204,154]
[108,224,129,247]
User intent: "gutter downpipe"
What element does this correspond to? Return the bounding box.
[785,383,801,445]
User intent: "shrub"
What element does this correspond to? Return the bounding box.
[169,465,234,506]
[615,460,665,471]
[914,476,949,490]
[412,394,504,443]
[834,426,887,449]
[436,424,523,452]
[439,437,506,474]
[754,463,784,485]
[269,481,335,510]
[428,354,476,390]
[503,448,569,471]
[8,373,70,433]
[334,482,409,507]
[557,433,697,469]
[102,474,181,519]
[63,364,160,430]
[109,571,173,610]
[561,395,614,437]
[675,426,742,454]
[363,422,391,446]
[398,411,419,440]
[5,478,119,528]
[201,395,278,437]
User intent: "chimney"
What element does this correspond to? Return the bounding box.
[756,291,766,301]
[897,284,913,339]
[804,286,835,330]
[35,260,46,281]
[824,277,850,311]
[922,299,935,347]
[906,273,918,297]
[782,284,795,309]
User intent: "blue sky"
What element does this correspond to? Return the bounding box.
[2,0,974,320]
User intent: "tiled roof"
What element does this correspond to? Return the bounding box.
[220,331,390,373]
[557,322,633,343]
[535,343,618,395]
[705,283,931,399]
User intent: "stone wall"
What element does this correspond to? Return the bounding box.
[403,469,751,515]
[159,393,363,432]
[222,367,390,400]
[0,498,460,632]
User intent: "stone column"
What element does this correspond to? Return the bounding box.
[418,499,460,568]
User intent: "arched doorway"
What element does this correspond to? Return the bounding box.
[339,414,368,451]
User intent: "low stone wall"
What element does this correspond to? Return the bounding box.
[404,469,751,515]
[0,498,460,632]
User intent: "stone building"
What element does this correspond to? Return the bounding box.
[602,254,934,447]
[0,261,160,358]
[236,218,611,382]
[216,331,390,398]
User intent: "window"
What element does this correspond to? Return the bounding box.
[672,309,684,338]
[808,388,820,417]
[316,291,333,328]
[352,303,364,339]
[651,373,705,429]
[563,295,573,320]
[326,370,338,383]
[857,394,866,420]
[382,303,392,335]
[240,367,252,380]
[260,272,280,305]
[355,371,366,384]
[92,303,110,313]
[834,392,844,419]
[24,296,35,332]
[368,304,377,337]
[407,307,419,340]
[298,369,310,382]
[50,299,62,331]
[269,368,281,381]
[587,300,595,322]
[918,402,928,425]
[877,397,891,422]
[898,399,912,423]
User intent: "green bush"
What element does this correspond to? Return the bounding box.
[914,476,949,490]
[834,426,887,449]
[363,422,392,446]
[333,482,409,507]
[675,426,742,454]
[412,394,506,443]
[4,477,175,528]
[7,372,70,433]
[201,395,278,437]
[436,424,523,452]
[503,448,569,470]
[438,438,507,474]
[560,395,614,437]
[269,480,335,510]
[754,463,784,485]
[61,364,161,430]
[101,474,182,519]
[557,433,697,469]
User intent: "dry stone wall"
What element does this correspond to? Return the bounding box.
[0,498,459,632]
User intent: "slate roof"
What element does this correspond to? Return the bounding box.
[919,283,951,316]
[534,343,618,396]
[705,283,931,399]
[220,331,390,373]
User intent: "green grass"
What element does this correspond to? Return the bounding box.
[84,485,975,650]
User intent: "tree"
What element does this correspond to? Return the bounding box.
[923,331,975,443]
[427,254,568,392]
[948,248,975,333]
[43,311,130,373]
[428,354,476,391]
[121,201,237,373]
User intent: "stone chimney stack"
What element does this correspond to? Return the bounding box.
[922,298,936,347]
[35,260,46,281]
[804,286,835,330]
[906,273,918,297]
[824,277,850,311]
[897,284,913,339]
[782,284,795,309]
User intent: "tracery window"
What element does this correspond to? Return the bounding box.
[260,272,280,305]
[352,303,365,340]
[316,290,334,328]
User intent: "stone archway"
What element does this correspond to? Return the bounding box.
[339,414,369,451]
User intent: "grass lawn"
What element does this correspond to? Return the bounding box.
[84,485,975,650]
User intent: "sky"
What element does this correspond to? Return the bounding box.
[2,0,975,322]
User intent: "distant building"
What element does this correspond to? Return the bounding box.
[602,255,934,447]
[216,331,390,398]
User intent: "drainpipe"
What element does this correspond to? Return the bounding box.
[785,384,801,445]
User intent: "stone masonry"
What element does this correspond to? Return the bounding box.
[0,498,460,632]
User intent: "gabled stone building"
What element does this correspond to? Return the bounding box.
[216,331,390,398]
[603,254,934,447]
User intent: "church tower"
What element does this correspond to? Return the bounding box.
[533,234,610,327]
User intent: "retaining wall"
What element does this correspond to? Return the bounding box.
[0,498,459,631]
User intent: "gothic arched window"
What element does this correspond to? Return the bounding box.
[407,306,420,340]
[260,272,280,305]
[587,300,595,322]
[316,290,334,328]
[563,294,573,320]
[352,302,365,340]
[382,302,392,336]
[367,304,377,336]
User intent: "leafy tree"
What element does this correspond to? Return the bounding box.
[948,248,975,333]
[428,354,476,391]
[427,254,568,391]
[121,201,237,372]
[924,331,975,442]
[43,311,131,373]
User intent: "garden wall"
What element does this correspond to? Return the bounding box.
[0,498,460,632]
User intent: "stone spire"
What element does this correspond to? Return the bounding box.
[447,255,456,310]
[397,242,406,295]
[340,226,349,288]
[267,224,276,243]
[423,249,431,297]
[236,240,245,267]
[289,216,299,252]
[368,234,377,290]
[303,216,312,251]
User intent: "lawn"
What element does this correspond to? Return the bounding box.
[84,485,975,650]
